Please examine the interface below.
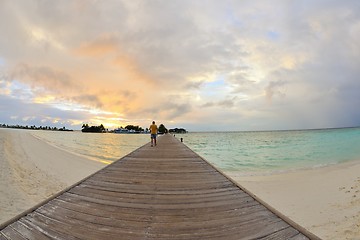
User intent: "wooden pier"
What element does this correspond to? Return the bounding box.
[0,134,319,239]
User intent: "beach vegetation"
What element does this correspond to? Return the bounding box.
[158,124,168,134]
[81,124,106,133]
[113,125,145,134]
[124,125,144,132]
[169,128,187,134]
[0,123,72,131]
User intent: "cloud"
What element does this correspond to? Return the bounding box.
[9,63,76,91]
[202,96,238,109]
[72,94,103,109]
[0,94,90,127]
[75,35,119,57]
[0,80,11,95]
[264,80,287,102]
[161,102,192,120]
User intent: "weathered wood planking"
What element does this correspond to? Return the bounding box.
[0,134,319,239]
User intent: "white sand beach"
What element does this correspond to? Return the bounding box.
[0,128,106,225]
[1,128,360,239]
[230,162,360,240]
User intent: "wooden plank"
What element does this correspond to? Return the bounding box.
[88,176,232,186]
[81,179,236,192]
[148,212,280,232]
[80,182,242,195]
[35,205,149,233]
[0,233,8,240]
[67,186,249,204]
[0,226,24,240]
[19,218,78,240]
[289,234,311,240]
[259,226,300,239]
[24,212,128,240]
[147,217,287,238]
[48,199,152,222]
[89,172,227,182]
[6,221,48,240]
[50,196,262,221]
[72,183,243,196]
[56,191,254,210]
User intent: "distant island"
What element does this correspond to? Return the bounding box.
[81,124,106,133]
[169,128,187,134]
[113,124,171,134]
[1,122,188,135]
[112,124,184,134]
[0,123,73,131]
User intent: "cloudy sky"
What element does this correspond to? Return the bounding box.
[1,0,360,131]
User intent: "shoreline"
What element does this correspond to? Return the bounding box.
[228,160,360,239]
[29,130,114,165]
[0,128,106,225]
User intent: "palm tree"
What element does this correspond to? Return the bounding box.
[100,124,105,132]
[158,124,168,134]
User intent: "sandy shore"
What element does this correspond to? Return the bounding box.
[0,128,106,225]
[229,162,360,240]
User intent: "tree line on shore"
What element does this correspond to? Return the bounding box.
[168,128,187,134]
[117,125,145,132]
[81,124,144,133]
[82,123,170,133]
[0,122,187,134]
[81,124,106,133]
[0,123,73,131]
[82,123,187,134]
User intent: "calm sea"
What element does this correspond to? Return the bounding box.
[31,127,360,176]
[31,131,149,165]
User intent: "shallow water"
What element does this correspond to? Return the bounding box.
[31,130,149,164]
[177,128,360,175]
[31,127,360,175]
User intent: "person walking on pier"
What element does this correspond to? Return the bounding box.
[149,121,158,147]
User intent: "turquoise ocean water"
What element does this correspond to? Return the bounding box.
[31,127,360,176]
[181,128,360,175]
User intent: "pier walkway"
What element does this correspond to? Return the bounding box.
[0,134,319,239]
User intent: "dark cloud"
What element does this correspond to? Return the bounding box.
[138,99,192,121]
[162,102,192,120]
[201,102,215,108]
[0,95,90,128]
[72,94,103,109]
[218,98,237,108]
[201,97,238,108]
[183,80,205,90]
[9,63,77,92]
